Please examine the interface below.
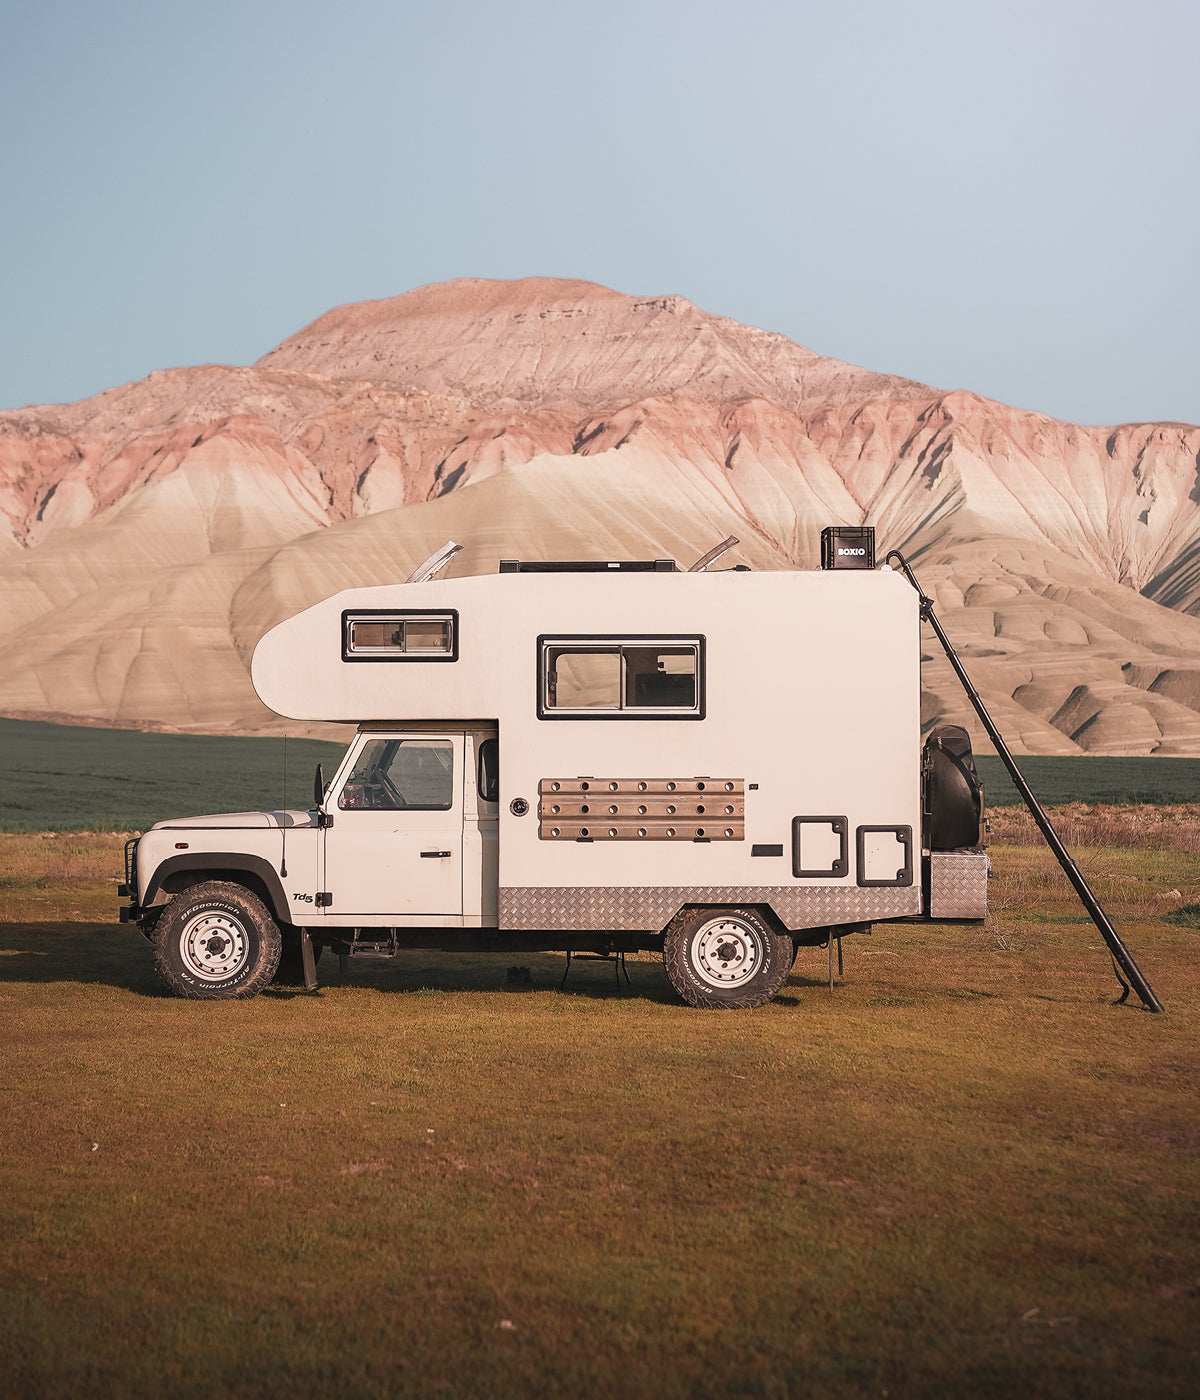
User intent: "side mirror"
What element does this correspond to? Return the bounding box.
[313,764,334,827]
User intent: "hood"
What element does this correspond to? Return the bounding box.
[150,809,316,831]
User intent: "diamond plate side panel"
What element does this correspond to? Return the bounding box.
[498,884,919,931]
[929,852,989,919]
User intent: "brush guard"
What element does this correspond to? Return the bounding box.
[886,549,1164,1014]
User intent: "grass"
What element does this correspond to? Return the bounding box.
[0,719,347,832]
[988,803,1200,852]
[975,755,1200,807]
[1,834,1198,1397]
[2,718,1200,832]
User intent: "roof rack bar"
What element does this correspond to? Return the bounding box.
[497,559,678,573]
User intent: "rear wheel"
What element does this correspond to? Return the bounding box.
[153,881,281,1000]
[662,907,792,1009]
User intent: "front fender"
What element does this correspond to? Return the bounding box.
[141,853,290,923]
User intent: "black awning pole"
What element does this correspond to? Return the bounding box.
[885,549,1164,1014]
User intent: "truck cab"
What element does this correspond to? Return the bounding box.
[317,724,498,926]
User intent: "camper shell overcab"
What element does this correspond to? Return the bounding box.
[119,537,989,1008]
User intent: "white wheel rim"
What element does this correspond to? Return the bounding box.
[690,917,761,988]
[179,910,250,981]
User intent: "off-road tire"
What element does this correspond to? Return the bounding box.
[153,881,281,1000]
[274,928,323,986]
[662,906,792,1009]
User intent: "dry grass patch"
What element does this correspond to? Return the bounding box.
[0,833,126,922]
[989,803,1200,852]
[1,841,1198,1398]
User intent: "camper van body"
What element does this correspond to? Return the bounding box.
[121,560,988,1006]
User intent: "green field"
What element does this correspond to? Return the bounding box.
[1,834,1197,1398]
[0,719,348,832]
[975,754,1200,807]
[2,719,1200,831]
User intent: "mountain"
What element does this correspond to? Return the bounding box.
[2,276,1199,752]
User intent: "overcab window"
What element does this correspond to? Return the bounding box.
[539,636,704,719]
[342,610,458,662]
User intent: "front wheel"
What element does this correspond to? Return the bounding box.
[153,881,281,1000]
[662,907,792,1009]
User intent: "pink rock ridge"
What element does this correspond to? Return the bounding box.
[1,276,1198,752]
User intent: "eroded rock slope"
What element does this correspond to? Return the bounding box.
[2,277,1198,751]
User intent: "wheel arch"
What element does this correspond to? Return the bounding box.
[143,854,288,924]
[662,900,788,937]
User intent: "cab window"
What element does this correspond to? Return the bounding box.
[477,738,499,804]
[338,739,454,810]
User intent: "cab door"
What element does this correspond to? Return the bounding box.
[321,733,464,923]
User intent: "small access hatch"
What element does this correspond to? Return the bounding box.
[856,825,913,887]
[792,816,849,878]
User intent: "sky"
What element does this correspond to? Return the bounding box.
[1,0,1196,426]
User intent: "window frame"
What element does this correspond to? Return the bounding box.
[341,608,459,663]
[536,634,706,720]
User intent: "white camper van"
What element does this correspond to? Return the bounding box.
[119,534,989,1008]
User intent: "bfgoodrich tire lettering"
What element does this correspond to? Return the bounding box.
[153,881,281,1000]
[662,907,792,1009]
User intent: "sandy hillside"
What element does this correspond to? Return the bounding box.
[1,276,1198,752]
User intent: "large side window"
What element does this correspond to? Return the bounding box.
[539,637,704,718]
[338,739,454,810]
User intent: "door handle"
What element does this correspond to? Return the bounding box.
[420,849,452,858]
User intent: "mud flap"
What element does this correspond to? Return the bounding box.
[301,929,318,990]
